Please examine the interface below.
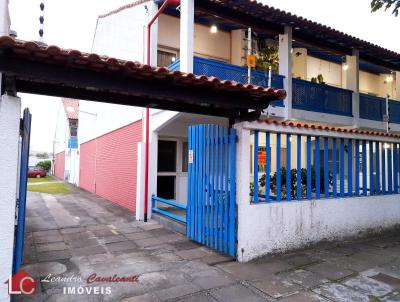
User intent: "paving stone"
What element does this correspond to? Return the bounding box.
[343,275,393,297]
[278,269,329,289]
[199,253,234,266]
[154,284,201,301]
[33,230,60,238]
[91,228,117,237]
[190,267,236,289]
[171,240,202,251]
[36,242,68,253]
[22,261,67,278]
[217,259,292,280]
[100,235,127,244]
[118,227,142,234]
[34,234,64,244]
[106,241,138,253]
[68,238,99,248]
[120,293,160,302]
[328,244,360,256]
[176,293,217,302]
[124,232,154,241]
[147,228,175,237]
[71,245,107,257]
[135,237,164,248]
[336,252,397,271]
[371,273,400,290]
[280,253,320,268]
[251,275,302,298]
[306,261,355,281]
[279,291,330,302]
[140,223,164,231]
[175,248,211,260]
[37,250,72,262]
[60,227,85,234]
[153,252,183,263]
[210,283,266,302]
[63,231,93,241]
[381,293,400,302]
[313,283,371,302]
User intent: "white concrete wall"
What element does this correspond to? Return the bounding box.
[159,14,231,62]
[78,101,142,144]
[54,101,68,154]
[236,121,400,262]
[92,3,149,61]
[0,94,21,301]
[238,195,400,262]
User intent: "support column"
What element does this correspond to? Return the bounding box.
[343,49,360,127]
[396,71,400,101]
[234,123,250,262]
[279,26,292,120]
[0,94,21,301]
[179,0,194,73]
[231,29,245,66]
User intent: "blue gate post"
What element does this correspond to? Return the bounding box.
[13,109,32,273]
[229,128,236,257]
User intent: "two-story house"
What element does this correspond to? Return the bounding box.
[77,0,400,229]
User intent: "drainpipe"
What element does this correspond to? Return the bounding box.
[144,0,180,222]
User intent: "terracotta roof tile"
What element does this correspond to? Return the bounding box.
[0,36,286,102]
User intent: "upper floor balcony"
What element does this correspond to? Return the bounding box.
[168,56,400,129]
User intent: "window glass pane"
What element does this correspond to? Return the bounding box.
[157,50,177,67]
[182,142,188,172]
[158,140,176,172]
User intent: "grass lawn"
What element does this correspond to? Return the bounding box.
[28,176,56,183]
[28,183,74,194]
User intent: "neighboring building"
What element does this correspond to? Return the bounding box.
[54,98,79,184]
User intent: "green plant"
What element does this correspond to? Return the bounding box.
[258,166,333,199]
[317,74,325,84]
[36,160,51,172]
[255,39,279,73]
[371,0,399,16]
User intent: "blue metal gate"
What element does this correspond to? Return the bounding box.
[187,125,236,257]
[13,108,32,273]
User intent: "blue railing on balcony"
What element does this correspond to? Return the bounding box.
[359,93,386,122]
[292,78,353,116]
[168,57,285,106]
[389,100,400,124]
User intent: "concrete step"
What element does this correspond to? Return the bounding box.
[152,212,186,235]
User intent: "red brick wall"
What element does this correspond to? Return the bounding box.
[54,151,65,179]
[79,120,142,212]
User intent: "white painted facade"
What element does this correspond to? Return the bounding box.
[0,94,21,302]
[54,100,80,184]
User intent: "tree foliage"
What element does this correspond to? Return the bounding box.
[36,160,51,172]
[371,0,400,16]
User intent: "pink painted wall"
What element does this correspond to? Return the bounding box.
[54,151,65,180]
[79,120,142,212]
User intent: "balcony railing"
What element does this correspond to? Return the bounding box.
[359,94,400,125]
[389,100,400,124]
[359,93,386,122]
[168,57,285,106]
[292,78,353,116]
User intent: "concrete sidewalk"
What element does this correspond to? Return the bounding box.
[18,190,400,302]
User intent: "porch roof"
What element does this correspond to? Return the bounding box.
[0,36,285,119]
[194,0,400,71]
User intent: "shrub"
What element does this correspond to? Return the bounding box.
[36,160,51,172]
[257,166,333,199]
